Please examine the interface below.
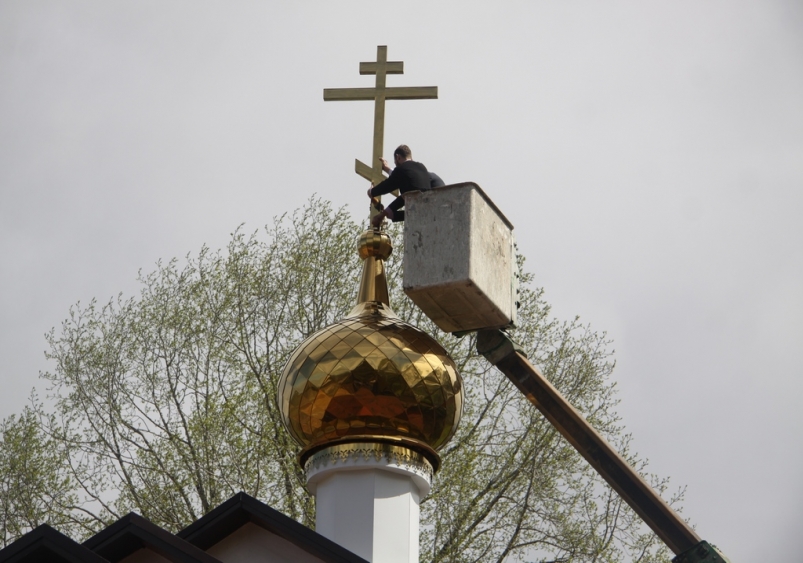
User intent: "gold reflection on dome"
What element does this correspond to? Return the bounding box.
[278,229,463,466]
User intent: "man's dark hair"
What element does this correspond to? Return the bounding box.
[394,145,412,160]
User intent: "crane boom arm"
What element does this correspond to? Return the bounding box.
[476,329,730,563]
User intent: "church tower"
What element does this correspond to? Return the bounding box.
[278,229,463,563]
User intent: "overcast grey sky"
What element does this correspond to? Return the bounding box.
[1,1,801,560]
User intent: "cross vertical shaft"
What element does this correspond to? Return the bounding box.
[371,46,388,191]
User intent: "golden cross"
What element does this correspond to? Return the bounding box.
[324,46,437,221]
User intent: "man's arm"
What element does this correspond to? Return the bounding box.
[370,194,406,227]
[387,195,405,213]
[369,169,400,197]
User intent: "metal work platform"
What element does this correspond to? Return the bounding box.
[402,182,518,333]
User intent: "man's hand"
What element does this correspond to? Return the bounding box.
[371,208,394,228]
[379,158,391,174]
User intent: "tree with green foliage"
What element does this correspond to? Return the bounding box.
[3,198,680,561]
[0,403,80,546]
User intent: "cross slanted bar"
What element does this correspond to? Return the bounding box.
[324,46,437,220]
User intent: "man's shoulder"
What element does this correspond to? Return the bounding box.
[399,160,428,173]
[429,172,445,188]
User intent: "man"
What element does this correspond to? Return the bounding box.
[368,145,434,227]
[429,171,445,188]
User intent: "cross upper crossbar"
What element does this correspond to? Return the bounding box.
[324,46,438,222]
[359,61,403,75]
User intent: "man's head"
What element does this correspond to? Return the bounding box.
[393,145,412,166]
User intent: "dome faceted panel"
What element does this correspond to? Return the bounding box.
[279,311,463,454]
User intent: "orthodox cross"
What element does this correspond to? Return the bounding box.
[324,46,437,220]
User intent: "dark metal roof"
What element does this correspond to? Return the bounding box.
[0,524,109,563]
[177,492,369,563]
[1,494,367,563]
[83,513,221,563]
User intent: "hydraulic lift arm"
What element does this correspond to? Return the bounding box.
[476,329,731,563]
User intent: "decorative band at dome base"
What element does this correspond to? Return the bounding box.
[299,435,440,472]
[304,441,435,497]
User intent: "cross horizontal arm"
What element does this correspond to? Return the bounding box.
[387,86,438,100]
[323,86,438,101]
[360,61,404,75]
[324,88,376,101]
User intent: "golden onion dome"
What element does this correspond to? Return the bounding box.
[278,229,463,469]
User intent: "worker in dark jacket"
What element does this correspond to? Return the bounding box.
[368,145,433,227]
[429,171,445,188]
